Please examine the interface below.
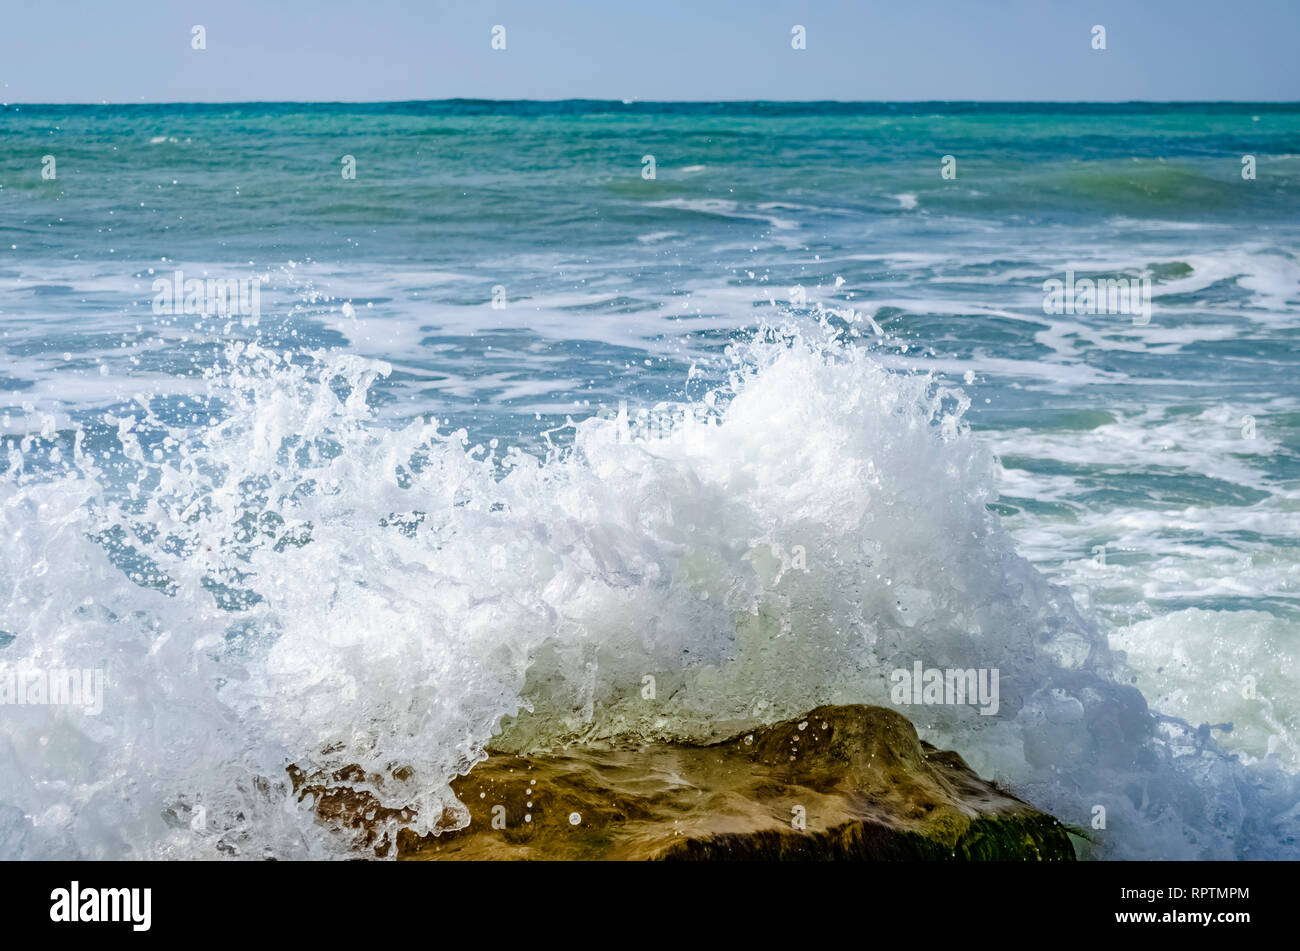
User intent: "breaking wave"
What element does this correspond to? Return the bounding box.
[1,320,1296,859]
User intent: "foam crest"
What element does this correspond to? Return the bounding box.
[0,326,1295,859]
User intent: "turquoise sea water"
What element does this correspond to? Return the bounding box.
[2,102,1299,859]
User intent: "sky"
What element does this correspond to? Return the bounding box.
[2,0,1298,103]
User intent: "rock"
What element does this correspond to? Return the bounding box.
[292,704,1075,860]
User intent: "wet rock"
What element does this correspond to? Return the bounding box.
[293,704,1074,860]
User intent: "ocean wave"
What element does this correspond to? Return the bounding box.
[0,321,1296,859]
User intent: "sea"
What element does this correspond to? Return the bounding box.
[1,100,1298,859]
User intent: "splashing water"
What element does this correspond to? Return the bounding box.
[1,322,1296,859]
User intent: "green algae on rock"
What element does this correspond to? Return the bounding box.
[293,704,1074,860]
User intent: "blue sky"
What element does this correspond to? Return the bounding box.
[3,0,1297,103]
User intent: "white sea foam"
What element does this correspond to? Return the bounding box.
[0,322,1295,859]
[1112,609,1300,768]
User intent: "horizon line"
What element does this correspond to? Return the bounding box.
[6,97,1300,108]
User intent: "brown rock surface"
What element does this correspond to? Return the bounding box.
[291,704,1075,860]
